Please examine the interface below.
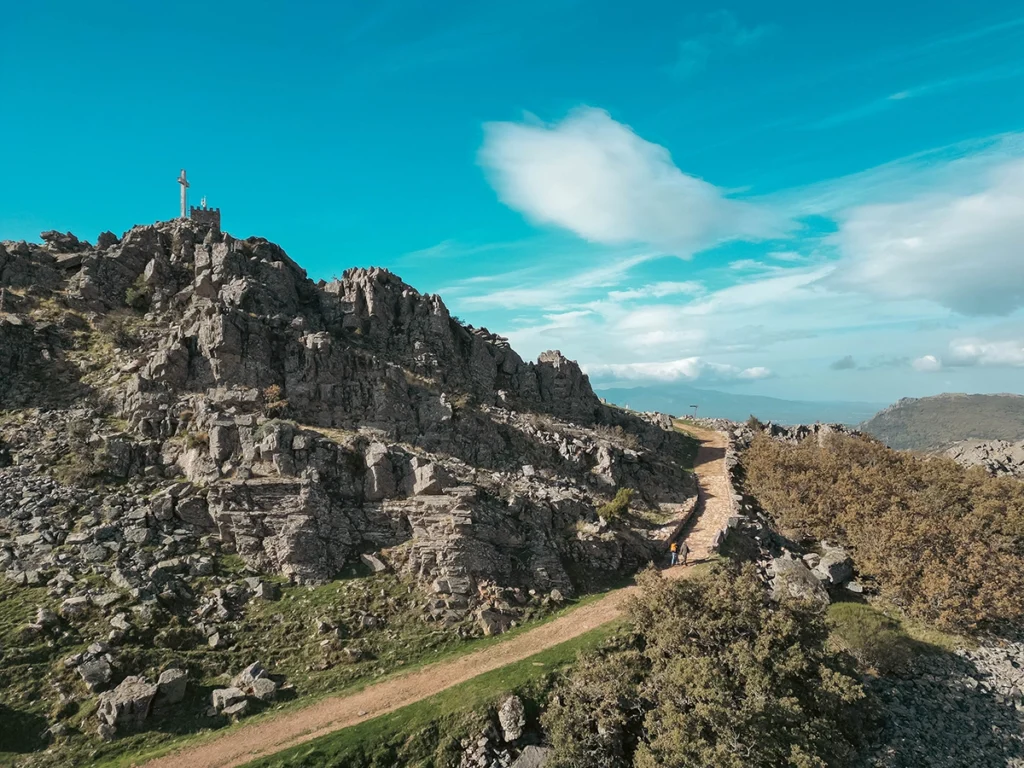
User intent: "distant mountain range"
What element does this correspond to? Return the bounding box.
[595,384,884,426]
[858,393,1024,451]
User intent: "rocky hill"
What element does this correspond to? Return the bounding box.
[860,393,1024,450]
[0,221,697,757]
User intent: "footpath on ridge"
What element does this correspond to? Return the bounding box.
[142,426,733,768]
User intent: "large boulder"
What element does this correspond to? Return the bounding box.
[156,668,188,705]
[770,555,830,608]
[97,676,158,732]
[812,545,854,586]
[211,687,246,712]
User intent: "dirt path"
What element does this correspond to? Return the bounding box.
[142,426,732,768]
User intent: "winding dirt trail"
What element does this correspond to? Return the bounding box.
[141,426,731,768]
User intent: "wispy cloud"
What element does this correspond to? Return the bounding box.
[607,281,704,301]
[585,357,772,384]
[454,251,655,309]
[671,11,775,79]
[807,66,1024,130]
[479,107,788,257]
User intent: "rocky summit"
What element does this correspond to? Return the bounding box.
[0,218,695,633]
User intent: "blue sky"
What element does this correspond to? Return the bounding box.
[3,0,1023,404]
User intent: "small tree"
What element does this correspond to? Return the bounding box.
[598,488,634,520]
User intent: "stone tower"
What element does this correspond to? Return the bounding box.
[189,198,221,231]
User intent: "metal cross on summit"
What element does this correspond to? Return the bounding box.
[177,169,190,219]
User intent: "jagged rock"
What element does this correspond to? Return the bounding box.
[253,580,280,601]
[221,699,251,718]
[156,668,188,705]
[231,661,268,691]
[477,609,513,636]
[360,553,388,573]
[77,659,113,691]
[498,695,526,741]
[249,676,278,703]
[59,596,90,618]
[211,687,246,712]
[812,545,853,586]
[0,219,701,740]
[96,676,158,731]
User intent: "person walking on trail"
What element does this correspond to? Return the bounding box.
[670,541,679,566]
[679,540,689,566]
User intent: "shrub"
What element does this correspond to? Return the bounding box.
[97,315,142,350]
[742,432,1024,632]
[262,384,289,417]
[598,488,633,520]
[826,602,918,675]
[544,564,869,768]
[124,274,151,311]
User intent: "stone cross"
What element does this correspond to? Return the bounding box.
[177,169,190,218]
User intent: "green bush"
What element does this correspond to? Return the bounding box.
[544,564,869,768]
[598,488,634,520]
[124,274,151,311]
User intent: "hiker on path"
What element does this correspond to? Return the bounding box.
[670,541,679,566]
[679,540,689,566]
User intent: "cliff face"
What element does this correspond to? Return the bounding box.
[0,220,696,613]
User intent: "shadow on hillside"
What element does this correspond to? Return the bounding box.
[863,649,1024,766]
[0,703,49,753]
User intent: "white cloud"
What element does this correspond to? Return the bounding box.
[947,338,1024,367]
[607,281,704,301]
[584,357,772,383]
[478,107,786,256]
[912,355,942,372]
[826,158,1024,315]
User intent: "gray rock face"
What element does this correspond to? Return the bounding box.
[97,676,158,732]
[0,220,697,637]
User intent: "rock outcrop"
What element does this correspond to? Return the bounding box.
[0,220,697,652]
[945,439,1024,479]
